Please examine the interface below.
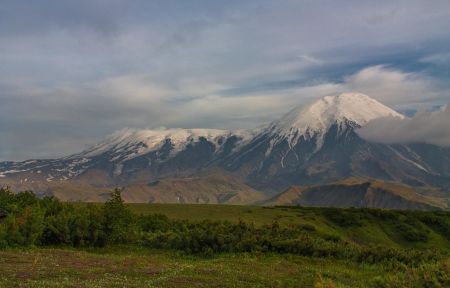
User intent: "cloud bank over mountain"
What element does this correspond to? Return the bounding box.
[358,106,450,147]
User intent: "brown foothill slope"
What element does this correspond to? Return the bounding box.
[268,178,445,210]
[0,169,265,204]
[122,174,265,204]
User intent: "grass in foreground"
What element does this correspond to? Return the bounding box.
[1,247,447,288]
[1,189,449,287]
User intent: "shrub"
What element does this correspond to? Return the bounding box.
[298,223,316,232]
[322,208,364,227]
[140,214,171,232]
[418,212,450,239]
[396,222,429,242]
[102,188,137,244]
[0,187,447,269]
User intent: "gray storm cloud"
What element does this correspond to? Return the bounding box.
[358,105,450,147]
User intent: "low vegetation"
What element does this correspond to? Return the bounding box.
[0,187,449,287]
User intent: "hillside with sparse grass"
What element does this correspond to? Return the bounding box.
[267,178,446,210]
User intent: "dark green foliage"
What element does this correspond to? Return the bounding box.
[141,219,442,265]
[395,217,429,242]
[0,188,44,246]
[368,210,433,243]
[417,211,450,240]
[320,207,447,243]
[366,209,399,221]
[0,187,114,247]
[140,213,171,232]
[0,187,448,269]
[370,260,450,288]
[322,208,365,227]
[102,188,137,244]
[298,223,316,232]
[0,187,37,214]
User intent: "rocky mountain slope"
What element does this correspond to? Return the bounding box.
[267,178,445,210]
[1,92,449,206]
[221,93,450,194]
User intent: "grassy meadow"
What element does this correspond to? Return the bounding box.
[1,247,448,288]
[128,203,450,251]
[0,189,449,287]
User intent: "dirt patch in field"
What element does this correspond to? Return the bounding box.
[13,271,33,280]
[168,276,211,287]
[57,256,116,269]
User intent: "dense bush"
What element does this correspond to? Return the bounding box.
[418,212,450,239]
[371,260,450,288]
[0,187,116,247]
[396,222,429,242]
[0,187,448,266]
[322,208,365,227]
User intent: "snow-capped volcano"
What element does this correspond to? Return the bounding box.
[2,92,450,200]
[65,93,405,167]
[267,92,405,149]
[80,93,404,163]
[221,92,450,193]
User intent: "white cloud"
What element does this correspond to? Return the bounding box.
[3,64,449,160]
[343,65,443,107]
[358,105,450,147]
[155,65,449,129]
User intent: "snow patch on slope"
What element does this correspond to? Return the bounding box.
[73,128,253,163]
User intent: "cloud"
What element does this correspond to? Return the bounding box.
[342,65,447,107]
[358,106,450,147]
[1,1,450,160]
[1,63,449,160]
[0,0,127,36]
[420,53,450,65]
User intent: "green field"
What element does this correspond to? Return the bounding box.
[1,189,449,287]
[129,203,303,225]
[0,247,447,288]
[128,204,450,251]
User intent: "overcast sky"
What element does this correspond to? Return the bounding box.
[1,0,450,160]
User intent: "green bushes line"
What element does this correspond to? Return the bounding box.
[0,188,136,247]
[0,187,448,266]
[320,207,448,242]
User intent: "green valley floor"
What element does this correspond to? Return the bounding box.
[1,247,447,288]
[1,196,449,287]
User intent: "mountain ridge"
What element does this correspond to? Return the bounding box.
[1,92,449,207]
[267,178,445,210]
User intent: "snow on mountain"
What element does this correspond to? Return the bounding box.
[2,91,450,197]
[266,92,405,149]
[71,128,255,163]
[62,93,408,173]
[72,93,404,164]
